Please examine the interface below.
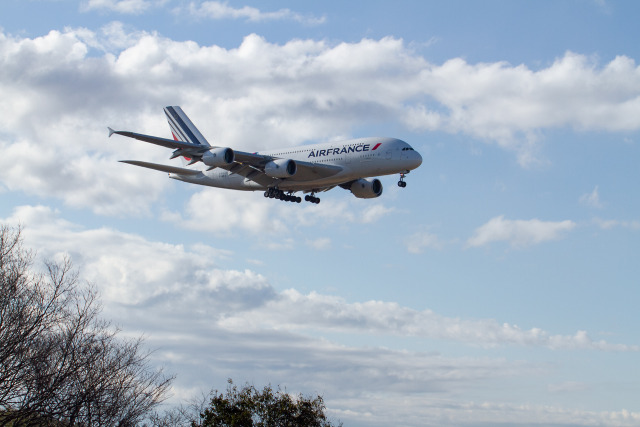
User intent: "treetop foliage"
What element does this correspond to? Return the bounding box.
[192,379,342,427]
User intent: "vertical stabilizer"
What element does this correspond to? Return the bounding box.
[163,106,211,147]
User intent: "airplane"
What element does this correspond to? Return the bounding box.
[109,106,422,204]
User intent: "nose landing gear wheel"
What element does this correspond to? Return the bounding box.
[398,173,408,188]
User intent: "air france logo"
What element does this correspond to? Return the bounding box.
[308,142,382,158]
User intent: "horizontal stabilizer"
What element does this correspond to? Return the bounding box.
[119,160,202,176]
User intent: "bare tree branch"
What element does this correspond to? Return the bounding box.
[0,224,174,426]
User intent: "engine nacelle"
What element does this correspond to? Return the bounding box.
[202,147,234,167]
[350,178,383,199]
[264,159,297,178]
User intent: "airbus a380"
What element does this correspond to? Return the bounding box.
[109,106,422,204]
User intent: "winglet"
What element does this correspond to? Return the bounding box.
[108,127,116,138]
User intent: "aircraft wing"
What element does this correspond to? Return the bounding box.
[211,153,341,187]
[219,161,279,187]
[111,128,343,185]
[286,160,342,181]
[109,129,208,152]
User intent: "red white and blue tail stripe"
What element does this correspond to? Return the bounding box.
[163,106,211,147]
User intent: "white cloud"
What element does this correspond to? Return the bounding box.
[467,215,576,248]
[4,204,632,354]
[4,205,639,427]
[1,12,638,427]
[2,28,640,217]
[81,0,163,14]
[73,21,150,53]
[3,205,240,305]
[405,229,443,253]
[361,203,395,223]
[187,1,326,25]
[160,190,287,235]
[160,188,396,239]
[217,290,638,351]
[359,399,640,427]
[306,237,331,250]
[593,218,640,230]
[580,185,603,208]
[405,52,640,166]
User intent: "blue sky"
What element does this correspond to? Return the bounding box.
[1,1,640,425]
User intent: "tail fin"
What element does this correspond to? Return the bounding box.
[163,106,211,147]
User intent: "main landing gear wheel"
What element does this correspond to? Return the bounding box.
[265,188,301,203]
[304,194,320,204]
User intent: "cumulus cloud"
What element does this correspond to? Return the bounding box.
[186,1,326,25]
[2,204,242,305]
[160,188,396,239]
[4,204,631,353]
[467,215,576,248]
[405,53,640,165]
[160,190,287,236]
[2,27,640,218]
[217,290,638,351]
[3,17,639,427]
[4,205,639,426]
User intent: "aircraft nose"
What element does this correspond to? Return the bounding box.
[412,150,423,169]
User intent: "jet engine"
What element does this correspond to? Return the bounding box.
[202,147,234,167]
[349,178,383,199]
[265,159,297,178]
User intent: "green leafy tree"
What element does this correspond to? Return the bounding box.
[194,380,342,427]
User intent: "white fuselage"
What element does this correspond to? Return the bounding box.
[170,137,422,192]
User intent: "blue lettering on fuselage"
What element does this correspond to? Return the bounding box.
[308,143,372,159]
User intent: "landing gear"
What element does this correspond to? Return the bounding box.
[264,188,301,203]
[304,192,321,204]
[264,188,320,204]
[286,193,302,203]
[398,172,408,188]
